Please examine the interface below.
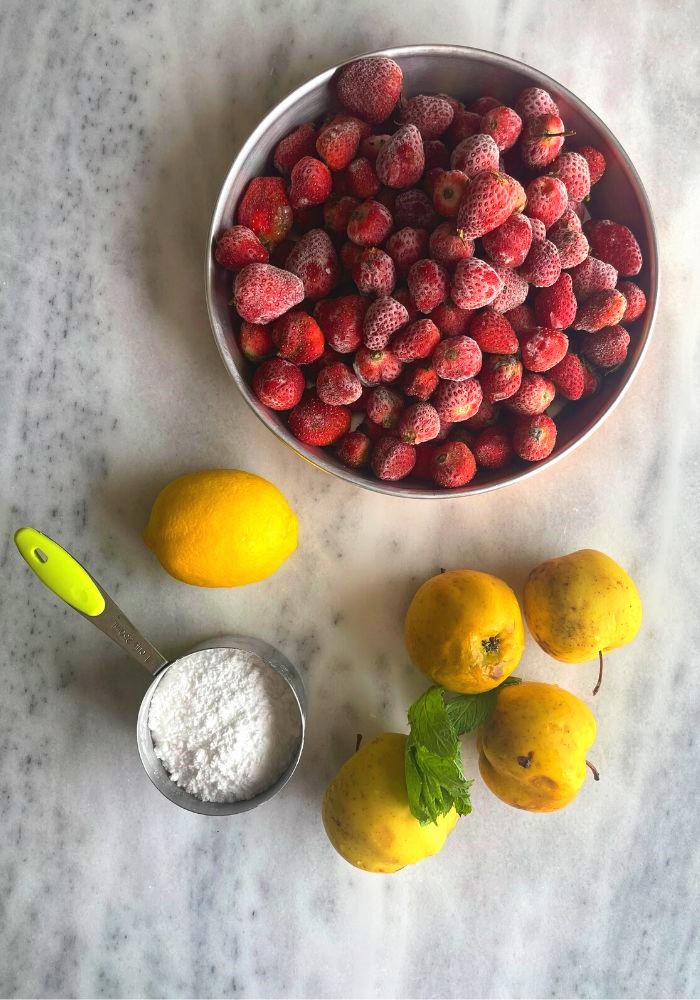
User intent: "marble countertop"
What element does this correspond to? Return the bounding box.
[1,1,698,997]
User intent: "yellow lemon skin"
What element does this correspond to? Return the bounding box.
[144,469,297,587]
[478,681,596,812]
[405,570,525,694]
[322,733,458,873]
[523,549,642,664]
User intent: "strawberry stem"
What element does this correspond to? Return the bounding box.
[355,733,363,752]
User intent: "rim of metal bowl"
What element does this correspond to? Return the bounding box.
[205,44,658,499]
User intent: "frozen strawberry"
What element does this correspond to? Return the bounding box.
[398,402,441,444]
[505,371,556,415]
[548,151,591,202]
[252,358,305,410]
[577,145,606,185]
[482,213,533,267]
[371,436,416,481]
[215,226,269,270]
[581,358,601,397]
[479,354,523,402]
[514,86,559,119]
[450,133,500,177]
[429,223,475,268]
[336,56,403,125]
[548,224,589,269]
[346,157,380,199]
[519,238,562,287]
[408,259,450,313]
[472,426,513,469]
[360,134,391,162]
[288,394,351,446]
[470,308,519,353]
[399,94,455,138]
[520,327,569,372]
[325,112,373,140]
[452,257,504,309]
[584,219,643,276]
[237,177,293,245]
[529,217,547,241]
[336,430,371,469]
[431,440,477,487]
[431,169,469,218]
[525,176,568,229]
[573,288,627,332]
[423,167,444,198]
[323,195,359,235]
[432,335,482,381]
[505,303,536,333]
[490,265,529,313]
[239,321,274,362]
[430,299,474,336]
[347,199,393,246]
[569,200,587,223]
[316,361,363,405]
[316,119,361,171]
[376,125,425,189]
[468,96,500,115]
[391,318,442,362]
[306,346,344,380]
[433,378,483,422]
[273,123,318,174]
[234,263,304,324]
[423,139,450,170]
[386,226,429,276]
[353,346,402,386]
[394,188,438,230]
[412,442,437,480]
[513,413,557,461]
[570,256,618,301]
[548,352,585,400]
[617,280,647,322]
[456,170,519,239]
[340,240,363,272]
[480,106,522,151]
[402,363,440,401]
[519,113,567,169]
[272,310,325,364]
[289,156,333,209]
[534,273,577,329]
[464,396,498,430]
[394,286,419,320]
[285,228,340,300]
[365,386,404,428]
[314,294,369,353]
[447,108,482,145]
[363,295,410,349]
[352,247,396,296]
[580,324,631,368]
[507,175,527,213]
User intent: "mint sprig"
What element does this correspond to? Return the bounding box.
[405,677,521,825]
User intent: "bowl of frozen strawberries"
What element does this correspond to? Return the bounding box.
[206,45,657,495]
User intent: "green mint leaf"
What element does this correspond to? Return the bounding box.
[445,676,523,736]
[407,686,458,757]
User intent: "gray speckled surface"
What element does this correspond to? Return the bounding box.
[1,1,699,997]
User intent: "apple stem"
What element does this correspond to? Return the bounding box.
[592,650,604,696]
[586,760,600,781]
[355,733,363,753]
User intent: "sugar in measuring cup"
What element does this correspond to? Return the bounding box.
[14,527,306,815]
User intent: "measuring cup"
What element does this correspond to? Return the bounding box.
[14,527,306,815]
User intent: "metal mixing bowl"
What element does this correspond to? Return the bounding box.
[205,45,658,497]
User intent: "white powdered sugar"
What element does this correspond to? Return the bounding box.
[148,647,301,803]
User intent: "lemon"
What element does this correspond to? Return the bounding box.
[144,469,298,587]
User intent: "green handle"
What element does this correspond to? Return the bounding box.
[14,526,106,617]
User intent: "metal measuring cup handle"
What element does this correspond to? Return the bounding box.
[14,527,167,674]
